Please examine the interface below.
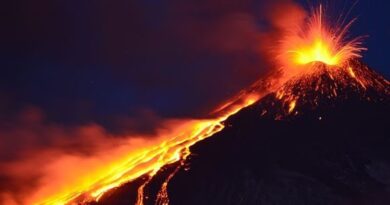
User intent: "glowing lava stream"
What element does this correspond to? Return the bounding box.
[30,91,261,205]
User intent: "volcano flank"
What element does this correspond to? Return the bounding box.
[90,60,389,205]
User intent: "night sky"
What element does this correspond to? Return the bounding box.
[1,0,389,129]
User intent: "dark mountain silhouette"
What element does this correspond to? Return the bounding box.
[90,60,389,205]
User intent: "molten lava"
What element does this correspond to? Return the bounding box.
[26,92,261,205]
[264,4,374,116]
[279,5,365,70]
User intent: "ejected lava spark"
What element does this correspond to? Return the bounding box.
[277,5,366,80]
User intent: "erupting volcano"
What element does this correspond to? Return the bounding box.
[18,4,389,205]
[279,5,365,67]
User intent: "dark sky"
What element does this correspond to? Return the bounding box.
[1,0,389,129]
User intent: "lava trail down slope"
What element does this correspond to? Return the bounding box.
[91,60,389,205]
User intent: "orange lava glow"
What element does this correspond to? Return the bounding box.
[278,5,365,71]
[26,93,261,205]
[264,5,381,120]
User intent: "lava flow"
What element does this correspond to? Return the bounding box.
[26,92,261,205]
[26,4,380,205]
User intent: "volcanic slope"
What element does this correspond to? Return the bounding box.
[93,59,389,205]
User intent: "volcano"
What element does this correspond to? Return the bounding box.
[88,59,389,205]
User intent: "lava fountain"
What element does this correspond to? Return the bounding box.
[277,5,365,77]
[273,5,376,116]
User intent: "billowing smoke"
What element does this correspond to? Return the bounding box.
[0,0,308,204]
[0,107,196,204]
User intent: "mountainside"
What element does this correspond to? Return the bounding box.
[258,59,388,119]
[92,60,390,205]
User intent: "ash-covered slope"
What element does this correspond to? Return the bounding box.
[93,60,389,205]
[257,59,388,119]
